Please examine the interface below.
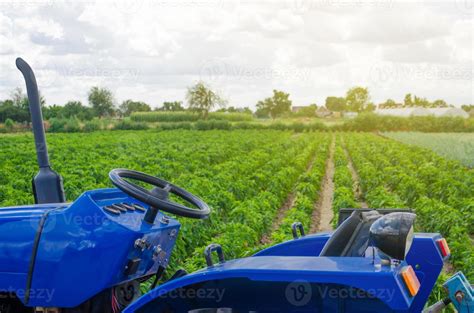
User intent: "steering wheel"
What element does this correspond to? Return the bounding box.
[109,169,211,222]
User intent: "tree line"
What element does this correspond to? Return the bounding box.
[0,82,252,123]
[0,82,470,124]
[0,87,190,123]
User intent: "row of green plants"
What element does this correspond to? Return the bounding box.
[178,133,331,272]
[331,138,359,228]
[130,111,253,123]
[353,134,472,230]
[2,131,327,274]
[269,136,330,243]
[0,130,329,283]
[383,132,474,168]
[0,130,296,206]
[343,133,473,280]
[173,133,323,270]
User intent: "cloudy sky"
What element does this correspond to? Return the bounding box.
[0,0,472,109]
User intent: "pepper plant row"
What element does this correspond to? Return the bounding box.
[343,133,473,280]
[181,133,332,272]
[331,137,359,228]
[269,135,330,243]
[0,130,324,274]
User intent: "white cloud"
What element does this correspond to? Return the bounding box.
[0,0,471,108]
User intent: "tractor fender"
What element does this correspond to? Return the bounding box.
[125,256,415,312]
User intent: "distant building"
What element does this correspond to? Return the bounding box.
[316,106,332,118]
[375,107,469,119]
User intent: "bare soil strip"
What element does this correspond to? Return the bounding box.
[342,142,368,208]
[260,155,316,244]
[310,136,335,233]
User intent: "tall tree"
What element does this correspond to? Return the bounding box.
[325,97,346,112]
[11,87,45,108]
[61,101,94,120]
[378,99,401,109]
[88,86,115,118]
[432,99,448,108]
[42,104,63,120]
[160,101,184,111]
[120,100,151,116]
[0,100,29,122]
[365,103,376,112]
[404,94,414,107]
[345,87,370,112]
[294,104,317,117]
[11,88,28,109]
[186,82,226,119]
[256,90,292,119]
[461,104,474,112]
[413,96,430,108]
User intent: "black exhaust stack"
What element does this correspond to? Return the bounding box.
[16,58,65,204]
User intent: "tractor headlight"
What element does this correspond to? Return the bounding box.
[369,212,416,261]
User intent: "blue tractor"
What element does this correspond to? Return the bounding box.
[0,58,472,313]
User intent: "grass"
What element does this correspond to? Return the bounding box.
[384,132,474,167]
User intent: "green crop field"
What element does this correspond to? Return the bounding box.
[384,132,474,168]
[0,130,472,281]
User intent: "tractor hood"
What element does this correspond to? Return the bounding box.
[0,203,68,292]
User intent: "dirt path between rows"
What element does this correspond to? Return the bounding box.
[260,154,316,244]
[342,141,368,208]
[310,136,335,233]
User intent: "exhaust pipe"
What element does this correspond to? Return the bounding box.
[16,58,65,204]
